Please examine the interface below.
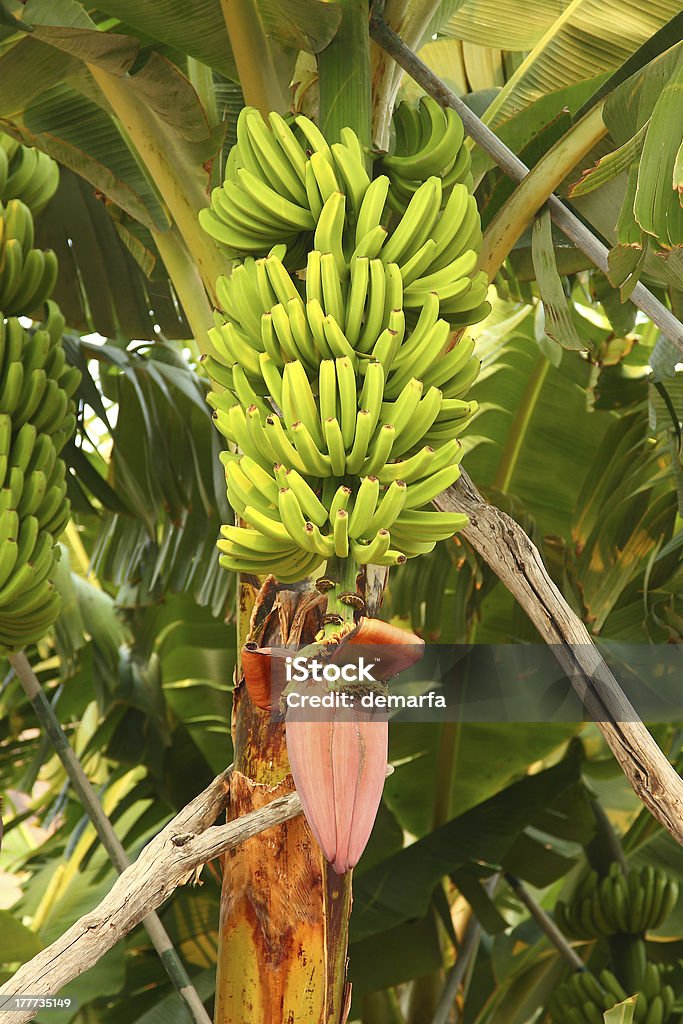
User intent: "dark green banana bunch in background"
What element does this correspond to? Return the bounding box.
[549,864,681,1024]
[0,141,79,651]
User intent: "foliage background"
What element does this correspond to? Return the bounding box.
[0,1,682,1022]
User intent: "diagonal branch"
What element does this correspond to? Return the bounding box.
[0,764,279,1024]
[7,652,215,1024]
[368,1,683,352]
[434,473,683,846]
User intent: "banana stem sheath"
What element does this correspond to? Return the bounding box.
[319,0,372,150]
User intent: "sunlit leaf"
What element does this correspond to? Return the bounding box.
[604,998,637,1024]
[633,47,683,247]
[441,0,572,52]
[89,0,341,80]
[569,120,649,198]
[482,0,681,128]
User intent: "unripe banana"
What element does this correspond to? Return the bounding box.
[0,307,77,647]
[1,143,59,214]
[200,105,485,581]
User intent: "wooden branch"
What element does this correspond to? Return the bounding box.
[8,651,213,1024]
[0,768,304,1024]
[435,473,683,845]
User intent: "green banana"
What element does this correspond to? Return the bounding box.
[199,103,486,582]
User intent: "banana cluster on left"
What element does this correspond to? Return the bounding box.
[0,141,80,650]
[200,105,489,582]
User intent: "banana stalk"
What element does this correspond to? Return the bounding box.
[478,103,608,280]
[151,227,217,357]
[220,0,286,117]
[214,580,354,1024]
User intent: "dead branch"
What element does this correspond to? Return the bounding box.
[437,472,683,845]
[0,768,304,1023]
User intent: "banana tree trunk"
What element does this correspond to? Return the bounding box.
[215,570,384,1023]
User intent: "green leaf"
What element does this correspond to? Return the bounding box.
[467,331,614,536]
[441,0,572,52]
[604,998,637,1023]
[452,865,509,932]
[0,0,29,32]
[40,946,126,1024]
[349,915,443,996]
[675,138,683,202]
[482,0,682,129]
[90,0,341,80]
[572,410,677,633]
[351,749,581,941]
[633,47,683,247]
[531,208,583,351]
[0,69,168,230]
[595,41,683,252]
[569,119,650,198]
[607,241,648,300]
[34,169,189,338]
[480,106,573,228]
[470,75,607,181]
[385,721,577,837]
[485,950,568,1024]
[0,2,225,267]
[0,911,43,962]
[130,968,215,1024]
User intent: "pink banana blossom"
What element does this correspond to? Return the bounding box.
[282,617,423,873]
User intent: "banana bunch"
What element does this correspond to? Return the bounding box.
[201,106,489,328]
[0,137,59,213]
[210,403,469,581]
[0,199,59,316]
[381,96,473,216]
[209,245,481,402]
[547,964,676,1024]
[0,306,80,650]
[200,104,487,581]
[555,865,680,939]
[200,107,370,263]
[211,179,488,332]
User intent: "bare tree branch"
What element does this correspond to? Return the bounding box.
[0,767,293,1024]
[8,651,213,1024]
[0,763,393,1021]
[435,473,683,845]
